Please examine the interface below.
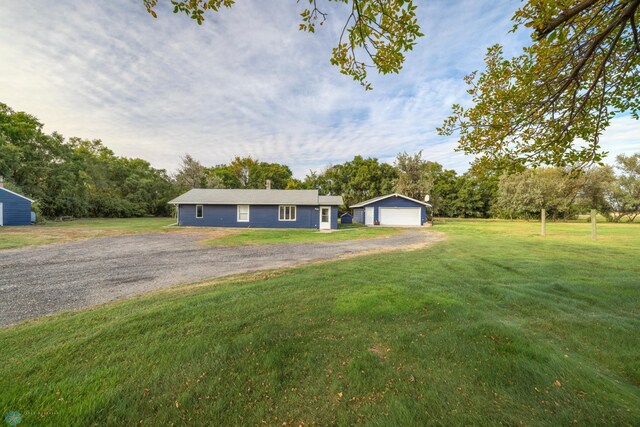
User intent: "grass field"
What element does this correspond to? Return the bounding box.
[0,218,176,250]
[0,218,397,250]
[207,226,400,246]
[1,220,639,425]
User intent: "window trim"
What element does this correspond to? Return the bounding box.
[279,205,297,221]
[237,204,250,222]
[196,204,203,219]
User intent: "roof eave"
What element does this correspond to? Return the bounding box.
[169,201,330,206]
[0,187,34,203]
[351,193,430,208]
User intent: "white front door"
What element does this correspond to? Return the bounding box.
[0,202,3,226]
[319,206,331,230]
[365,207,374,225]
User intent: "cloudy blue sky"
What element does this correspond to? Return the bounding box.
[1,1,638,178]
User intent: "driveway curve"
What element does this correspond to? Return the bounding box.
[0,229,440,327]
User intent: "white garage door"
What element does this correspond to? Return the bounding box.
[379,207,421,226]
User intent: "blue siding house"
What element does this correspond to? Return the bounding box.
[0,186,33,226]
[351,193,431,226]
[169,189,342,230]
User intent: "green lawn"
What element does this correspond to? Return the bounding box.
[207,226,400,246]
[0,218,398,250]
[1,221,639,425]
[0,218,177,250]
[38,217,176,230]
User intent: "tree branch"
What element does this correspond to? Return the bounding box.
[631,11,640,51]
[535,0,602,39]
[547,0,639,104]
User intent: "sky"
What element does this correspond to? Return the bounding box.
[0,0,638,178]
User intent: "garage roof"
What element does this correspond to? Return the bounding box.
[351,193,431,208]
[169,189,343,206]
[0,187,34,202]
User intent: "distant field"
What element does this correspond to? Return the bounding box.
[575,213,640,223]
[1,220,638,425]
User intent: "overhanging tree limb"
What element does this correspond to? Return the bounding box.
[143,0,423,90]
[440,0,640,170]
[535,0,602,38]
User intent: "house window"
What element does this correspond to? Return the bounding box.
[196,205,203,219]
[237,205,250,222]
[279,205,297,221]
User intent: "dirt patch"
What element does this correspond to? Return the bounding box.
[1,226,151,245]
[368,344,391,360]
[0,225,238,249]
[165,227,239,242]
[338,230,446,260]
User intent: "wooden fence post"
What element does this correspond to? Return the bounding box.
[541,209,546,237]
[591,209,597,240]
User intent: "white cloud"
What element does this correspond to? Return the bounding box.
[0,0,638,179]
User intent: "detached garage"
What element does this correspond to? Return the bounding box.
[351,193,431,227]
[0,186,33,226]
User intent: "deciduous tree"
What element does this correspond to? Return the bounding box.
[305,156,396,206]
[394,150,433,202]
[440,0,640,169]
[576,164,616,214]
[0,102,176,218]
[174,154,211,190]
[208,156,293,189]
[493,167,583,219]
[608,153,640,221]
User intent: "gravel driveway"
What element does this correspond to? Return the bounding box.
[0,230,438,327]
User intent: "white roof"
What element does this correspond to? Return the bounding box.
[351,193,431,208]
[169,189,343,206]
[0,187,34,202]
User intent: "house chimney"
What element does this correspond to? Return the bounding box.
[265,179,271,190]
[0,176,3,188]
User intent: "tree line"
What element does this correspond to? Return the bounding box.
[0,103,174,218]
[169,148,640,223]
[173,150,499,218]
[494,156,640,222]
[2,102,638,221]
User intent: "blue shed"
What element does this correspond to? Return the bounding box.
[0,186,33,226]
[340,212,353,224]
[351,193,431,226]
[169,189,343,230]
